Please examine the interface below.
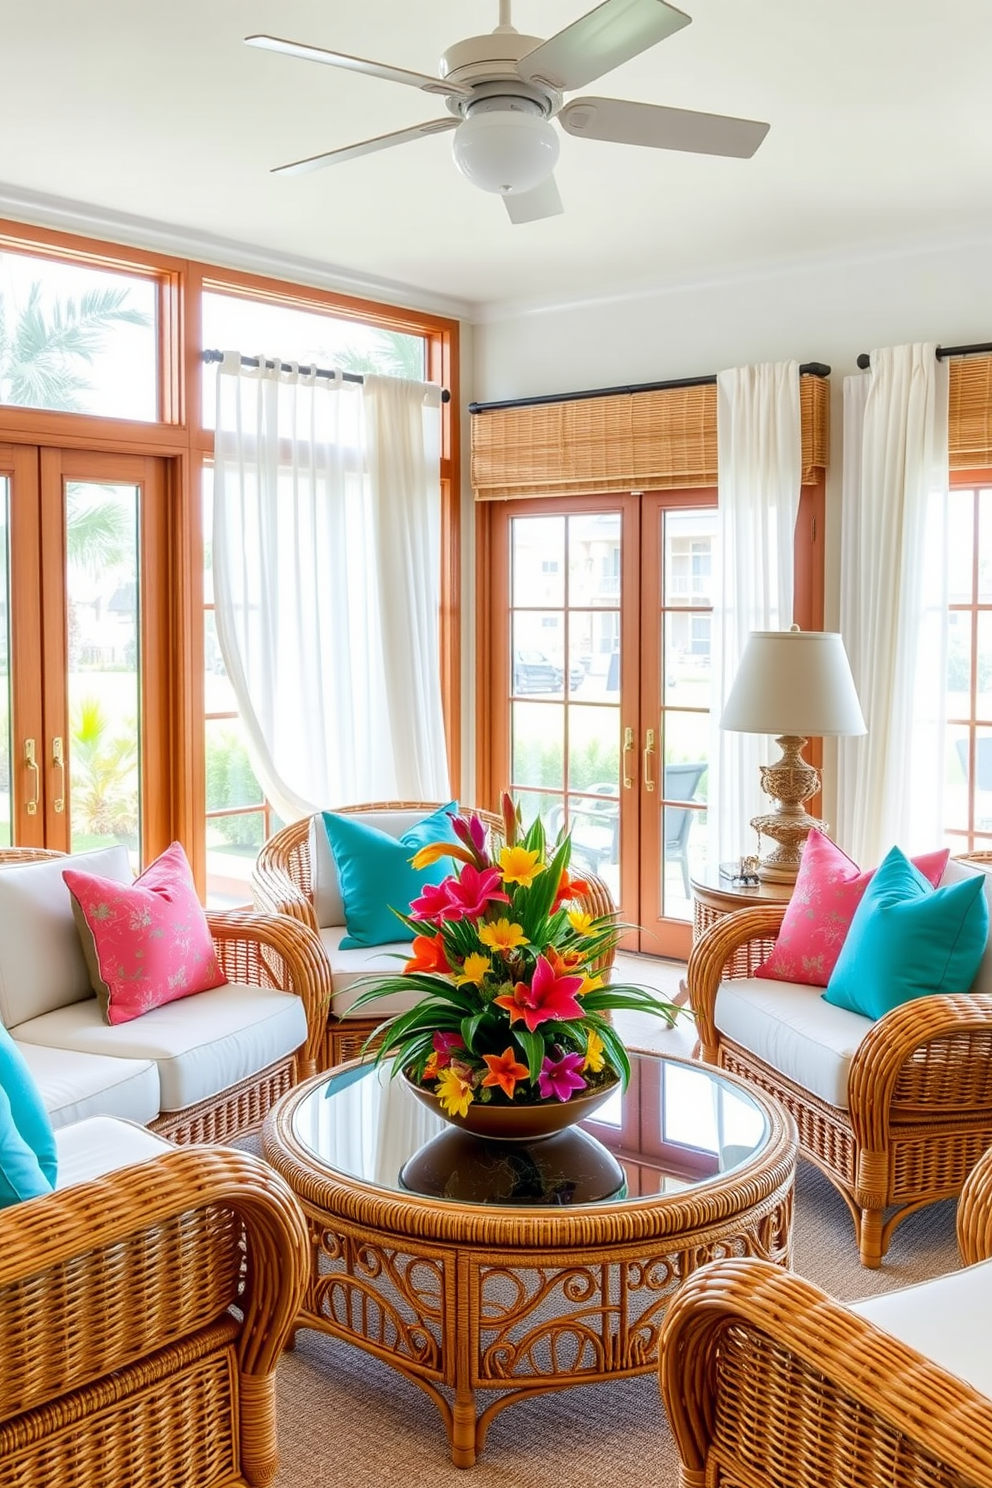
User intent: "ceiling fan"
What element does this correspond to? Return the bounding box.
[246,0,769,224]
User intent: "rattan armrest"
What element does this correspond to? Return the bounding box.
[659,1256,992,1488]
[958,1146,992,1264]
[252,817,317,930]
[686,903,790,1057]
[206,908,331,1076]
[847,991,992,1151]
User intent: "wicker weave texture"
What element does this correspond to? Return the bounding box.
[659,1147,992,1488]
[0,1145,308,1488]
[686,874,992,1267]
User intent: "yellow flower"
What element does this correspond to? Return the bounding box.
[584,1028,606,1073]
[579,972,605,995]
[455,952,492,986]
[499,845,546,887]
[478,918,529,952]
[435,1065,475,1118]
[567,909,594,936]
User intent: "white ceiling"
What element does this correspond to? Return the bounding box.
[2,1,991,319]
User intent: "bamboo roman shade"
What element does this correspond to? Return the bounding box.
[949,356,992,469]
[472,373,829,501]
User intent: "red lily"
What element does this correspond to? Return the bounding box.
[409,879,462,922]
[432,1031,465,1069]
[403,934,451,975]
[443,863,510,921]
[553,868,591,910]
[493,954,585,1033]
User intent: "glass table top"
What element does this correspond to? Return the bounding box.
[291,1051,770,1209]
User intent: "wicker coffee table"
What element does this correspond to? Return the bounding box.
[262,1050,796,1466]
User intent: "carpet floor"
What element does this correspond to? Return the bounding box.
[271,956,961,1485]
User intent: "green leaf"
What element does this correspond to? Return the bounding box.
[595,1021,632,1089]
[460,1011,487,1053]
[512,1026,546,1084]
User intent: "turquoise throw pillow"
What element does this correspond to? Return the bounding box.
[823,845,989,1020]
[323,803,462,949]
[0,1024,57,1208]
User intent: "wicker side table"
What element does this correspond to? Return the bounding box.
[689,866,794,980]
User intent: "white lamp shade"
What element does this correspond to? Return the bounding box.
[452,110,559,196]
[721,629,867,738]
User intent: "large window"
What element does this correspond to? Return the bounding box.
[943,478,992,854]
[0,223,459,900]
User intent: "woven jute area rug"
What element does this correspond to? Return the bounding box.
[271,1156,960,1486]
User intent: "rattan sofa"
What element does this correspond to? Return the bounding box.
[0,846,331,1144]
[659,1143,992,1488]
[686,851,992,1267]
[252,800,617,1068]
[0,1122,308,1488]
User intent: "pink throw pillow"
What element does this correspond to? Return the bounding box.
[754,830,950,986]
[64,841,226,1026]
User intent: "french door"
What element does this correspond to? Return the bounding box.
[0,443,173,863]
[486,490,716,960]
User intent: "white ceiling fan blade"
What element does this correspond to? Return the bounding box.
[560,96,769,158]
[519,0,690,92]
[272,119,458,176]
[503,176,565,224]
[245,34,471,99]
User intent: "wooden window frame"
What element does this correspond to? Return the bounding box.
[0,220,461,892]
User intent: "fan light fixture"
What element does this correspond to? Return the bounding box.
[451,100,559,196]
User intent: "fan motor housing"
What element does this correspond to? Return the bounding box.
[439,32,562,118]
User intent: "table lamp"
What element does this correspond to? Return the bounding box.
[720,626,866,882]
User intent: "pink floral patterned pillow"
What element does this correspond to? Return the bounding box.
[63,842,226,1026]
[754,830,950,987]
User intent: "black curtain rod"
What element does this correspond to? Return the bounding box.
[468,362,831,414]
[856,341,992,371]
[201,348,450,403]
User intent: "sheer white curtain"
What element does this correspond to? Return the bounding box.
[835,344,949,863]
[212,353,450,821]
[709,361,802,865]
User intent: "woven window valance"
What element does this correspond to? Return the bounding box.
[471,373,829,502]
[949,356,992,470]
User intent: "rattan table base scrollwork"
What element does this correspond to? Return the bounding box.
[262,1056,797,1467]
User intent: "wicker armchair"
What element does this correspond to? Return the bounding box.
[252,801,618,1068]
[686,852,992,1267]
[0,1143,308,1488]
[659,1143,992,1488]
[0,847,331,1145]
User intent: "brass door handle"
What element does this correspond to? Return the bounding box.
[52,736,65,814]
[643,728,656,792]
[24,738,39,816]
[622,726,635,789]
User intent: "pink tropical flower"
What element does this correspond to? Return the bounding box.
[450,811,490,865]
[432,1030,465,1069]
[538,1050,587,1102]
[493,954,585,1032]
[409,880,462,922]
[443,863,510,920]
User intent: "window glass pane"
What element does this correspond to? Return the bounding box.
[67,482,141,861]
[512,516,565,609]
[665,510,716,606]
[206,810,269,909]
[204,610,238,713]
[512,615,566,696]
[978,612,992,721]
[568,512,618,607]
[201,292,426,428]
[980,488,992,603]
[947,487,975,602]
[511,701,564,789]
[205,718,263,813]
[0,251,157,421]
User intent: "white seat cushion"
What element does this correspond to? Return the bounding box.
[15,1039,161,1129]
[55,1115,172,1189]
[852,1256,992,1397]
[0,846,132,1026]
[13,985,307,1113]
[320,926,425,1018]
[714,976,874,1109]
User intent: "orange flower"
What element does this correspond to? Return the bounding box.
[545,944,583,976]
[481,1047,530,1099]
[553,869,591,909]
[403,934,451,975]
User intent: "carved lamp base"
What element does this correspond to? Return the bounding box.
[750,734,826,883]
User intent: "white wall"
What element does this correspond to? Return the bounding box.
[466,234,992,823]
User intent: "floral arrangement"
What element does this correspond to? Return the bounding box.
[350,795,681,1118]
